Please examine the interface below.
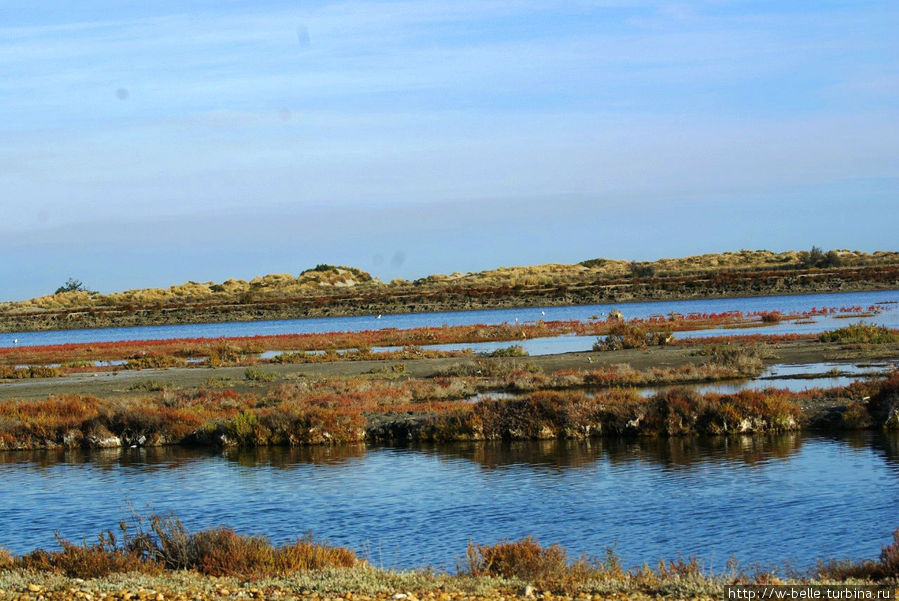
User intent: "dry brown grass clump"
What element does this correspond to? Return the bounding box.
[465,537,600,592]
[699,343,766,374]
[17,534,151,578]
[15,513,359,579]
[464,537,718,594]
[593,322,673,351]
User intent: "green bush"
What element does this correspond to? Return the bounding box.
[0,366,61,379]
[229,410,260,443]
[819,324,899,344]
[54,277,89,294]
[487,345,529,358]
[800,247,843,268]
[629,261,656,278]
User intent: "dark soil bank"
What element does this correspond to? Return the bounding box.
[3,265,898,332]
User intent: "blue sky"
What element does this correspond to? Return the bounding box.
[1,1,897,300]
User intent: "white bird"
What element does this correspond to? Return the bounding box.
[541,310,545,316]
[12,338,17,345]
[377,314,382,319]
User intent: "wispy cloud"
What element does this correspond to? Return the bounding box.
[0,0,896,297]
[3,1,894,124]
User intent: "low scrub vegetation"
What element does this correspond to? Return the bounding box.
[244,367,275,382]
[465,537,722,594]
[0,386,795,448]
[124,352,186,370]
[466,537,597,592]
[799,246,844,269]
[0,365,60,379]
[4,523,897,595]
[593,322,673,351]
[697,343,766,374]
[14,513,358,579]
[465,529,899,594]
[448,388,802,440]
[818,323,899,344]
[1,364,896,449]
[486,345,529,357]
[127,379,168,392]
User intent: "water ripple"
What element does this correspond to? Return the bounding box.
[0,433,897,571]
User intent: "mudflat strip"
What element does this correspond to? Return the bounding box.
[0,339,894,402]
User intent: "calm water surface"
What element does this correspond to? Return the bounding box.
[2,433,897,571]
[3,289,898,348]
[635,362,897,396]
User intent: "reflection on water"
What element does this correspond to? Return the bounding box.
[640,377,859,397]
[0,444,368,472]
[1,433,897,572]
[219,444,367,469]
[407,435,806,472]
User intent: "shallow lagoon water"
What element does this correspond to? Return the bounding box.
[2,291,898,574]
[4,289,898,348]
[1,433,897,572]
[635,362,897,397]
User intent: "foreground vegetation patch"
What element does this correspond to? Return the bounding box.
[1,517,896,595]
[0,363,895,450]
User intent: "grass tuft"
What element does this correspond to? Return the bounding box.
[244,367,275,382]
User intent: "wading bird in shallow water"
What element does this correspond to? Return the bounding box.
[377,314,382,319]
[12,339,17,345]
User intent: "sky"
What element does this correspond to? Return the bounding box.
[1,0,897,300]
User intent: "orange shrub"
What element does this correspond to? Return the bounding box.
[274,536,358,572]
[465,537,595,592]
[17,533,150,578]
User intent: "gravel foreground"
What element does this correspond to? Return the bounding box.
[5,570,895,601]
[0,569,719,601]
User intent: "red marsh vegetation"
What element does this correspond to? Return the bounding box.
[1,306,884,375]
[0,369,894,450]
[2,516,896,590]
